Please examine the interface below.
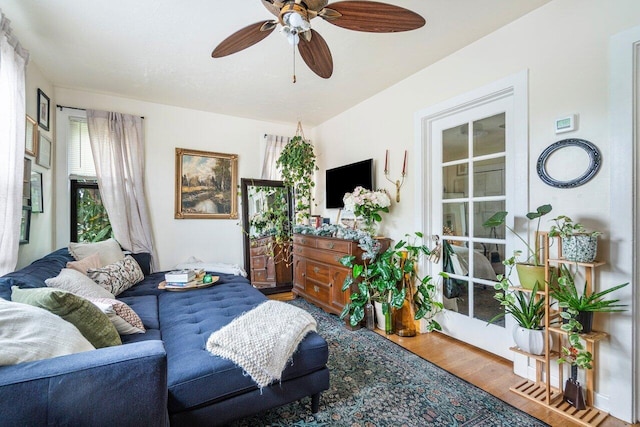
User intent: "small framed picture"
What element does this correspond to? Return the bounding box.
[457,163,468,176]
[20,206,31,244]
[36,134,52,169]
[37,88,50,131]
[25,115,38,157]
[175,148,238,219]
[31,171,43,213]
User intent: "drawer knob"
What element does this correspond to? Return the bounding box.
[313,267,320,274]
[328,242,335,249]
[313,285,319,293]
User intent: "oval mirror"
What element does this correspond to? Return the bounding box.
[536,139,601,188]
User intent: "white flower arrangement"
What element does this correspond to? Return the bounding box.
[342,186,391,234]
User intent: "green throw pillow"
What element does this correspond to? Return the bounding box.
[11,286,121,348]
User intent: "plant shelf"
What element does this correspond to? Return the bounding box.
[505,232,611,426]
[510,380,609,427]
[509,346,558,361]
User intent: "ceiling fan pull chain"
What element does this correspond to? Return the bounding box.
[292,42,297,84]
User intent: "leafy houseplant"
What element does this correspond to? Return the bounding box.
[551,264,628,387]
[551,264,628,331]
[276,134,317,225]
[247,185,292,265]
[483,204,552,267]
[339,232,444,334]
[487,260,548,355]
[548,215,600,262]
[483,204,552,289]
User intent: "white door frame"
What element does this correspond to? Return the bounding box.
[609,25,640,423]
[414,70,528,361]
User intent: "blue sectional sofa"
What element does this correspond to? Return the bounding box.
[0,248,329,426]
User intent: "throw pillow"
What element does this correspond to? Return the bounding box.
[0,299,95,366]
[46,268,115,299]
[89,297,145,335]
[68,238,125,267]
[66,252,101,275]
[87,255,144,296]
[11,287,121,348]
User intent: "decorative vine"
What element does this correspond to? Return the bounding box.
[276,126,317,225]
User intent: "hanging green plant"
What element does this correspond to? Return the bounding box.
[276,124,317,225]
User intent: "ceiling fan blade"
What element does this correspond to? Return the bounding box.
[211,20,276,58]
[321,1,425,32]
[260,0,280,17]
[298,29,333,79]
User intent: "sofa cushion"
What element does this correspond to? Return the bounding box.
[46,268,115,299]
[90,297,146,335]
[128,252,152,276]
[11,287,122,348]
[0,248,74,300]
[159,278,329,413]
[119,295,160,330]
[66,252,102,274]
[0,299,95,365]
[68,238,125,267]
[88,255,144,296]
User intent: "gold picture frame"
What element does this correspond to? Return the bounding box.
[175,148,238,219]
[25,115,37,157]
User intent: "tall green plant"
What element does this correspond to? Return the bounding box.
[339,232,444,332]
[276,135,317,225]
[482,204,552,266]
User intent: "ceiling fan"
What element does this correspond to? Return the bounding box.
[211,0,425,80]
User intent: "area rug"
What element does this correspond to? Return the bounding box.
[231,298,548,427]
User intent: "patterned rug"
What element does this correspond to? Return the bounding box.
[231,298,548,427]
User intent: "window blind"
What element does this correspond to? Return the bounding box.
[67,117,96,178]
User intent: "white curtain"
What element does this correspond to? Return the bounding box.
[261,134,290,180]
[0,11,28,275]
[86,110,158,272]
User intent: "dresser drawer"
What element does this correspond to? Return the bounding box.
[293,234,316,248]
[251,255,266,269]
[306,260,331,283]
[296,246,347,266]
[316,238,352,253]
[252,268,268,283]
[250,245,268,256]
[304,281,330,302]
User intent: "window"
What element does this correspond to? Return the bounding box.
[67,117,112,243]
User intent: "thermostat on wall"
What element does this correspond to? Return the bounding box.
[555,114,577,134]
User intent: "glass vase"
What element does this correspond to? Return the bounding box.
[383,302,394,335]
[364,302,375,330]
[394,251,417,337]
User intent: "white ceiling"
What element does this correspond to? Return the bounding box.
[1,0,550,126]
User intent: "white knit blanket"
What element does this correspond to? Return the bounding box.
[206,301,317,388]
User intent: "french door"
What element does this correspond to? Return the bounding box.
[417,73,528,358]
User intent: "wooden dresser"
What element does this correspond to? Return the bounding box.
[292,233,390,316]
[249,236,292,293]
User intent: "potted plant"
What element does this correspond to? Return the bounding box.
[339,232,444,334]
[548,215,600,262]
[551,264,628,334]
[550,264,628,409]
[276,133,317,225]
[487,261,548,355]
[482,204,552,289]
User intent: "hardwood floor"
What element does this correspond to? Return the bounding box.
[378,330,636,427]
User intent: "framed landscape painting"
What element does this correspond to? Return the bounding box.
[175,148,238,219]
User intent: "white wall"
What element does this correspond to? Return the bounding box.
[312,0,640,422]
[17,61,55,269]
[54,87,295,271]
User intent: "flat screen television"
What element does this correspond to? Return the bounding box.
[325,159,374,209]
